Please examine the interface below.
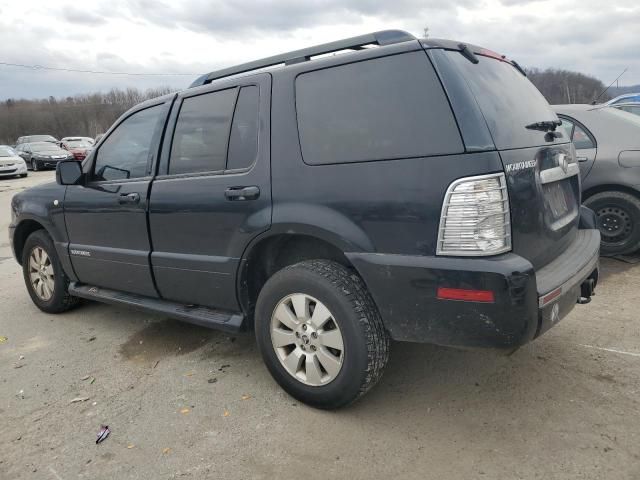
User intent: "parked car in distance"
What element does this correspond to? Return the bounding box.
[605,93,640,106]
[15,142,74,171]
[15,135,58,146]
[10,31,599,408]
[0,145,28,178]
[59,137,94,161]
[554,104,640,255]
[610,103,640,117]
[61,136,95,145]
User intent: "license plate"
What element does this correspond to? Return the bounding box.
[543,181,577,223]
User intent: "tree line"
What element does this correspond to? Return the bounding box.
[0,67,617,145]
[526,67,610,104]
[0,87,174,145]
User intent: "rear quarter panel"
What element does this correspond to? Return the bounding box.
[270,63,504,256]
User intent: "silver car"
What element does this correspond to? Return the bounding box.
[554,104,640,255]
[0,145,28,178]
[610,103,640,117]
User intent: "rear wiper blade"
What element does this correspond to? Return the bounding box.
[511,60,527,77]
[525,120,562,132]
[458,43,479,64]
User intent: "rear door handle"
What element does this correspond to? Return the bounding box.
[118,192,140,204]
[225,186,260,201]
[577,156,589,162]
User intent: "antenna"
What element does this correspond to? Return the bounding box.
[592,68,627,104]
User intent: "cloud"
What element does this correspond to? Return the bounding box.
[123,0,469,35]
[62,7,108,26]
[0,0,638,100]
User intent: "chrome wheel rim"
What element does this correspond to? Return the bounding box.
[270,293,345,386]
[29,247,55,301]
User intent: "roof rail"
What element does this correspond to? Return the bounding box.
[190,30,416,87]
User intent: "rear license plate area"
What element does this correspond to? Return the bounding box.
[543,181,577,228]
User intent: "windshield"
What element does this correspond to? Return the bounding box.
[28,135,57,143]
[66,140,92,148]
[0,146,17,157]
[31,143,63,153]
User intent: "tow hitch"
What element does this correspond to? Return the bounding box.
[578,278,596,304]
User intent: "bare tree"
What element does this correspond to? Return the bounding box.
[525,68,610,104]
[0,86,175,144]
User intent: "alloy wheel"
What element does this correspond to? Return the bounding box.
[28,246,55,301]
[270,293,345,386]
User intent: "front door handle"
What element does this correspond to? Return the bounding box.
[576,156,589,162]
[118,192,140,204]
[225,186,260,201]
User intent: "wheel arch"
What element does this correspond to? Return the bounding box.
[12,219,47,265]
[236,229,366,327]
[583,183,640,202]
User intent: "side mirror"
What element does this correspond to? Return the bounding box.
[56,160,83,185]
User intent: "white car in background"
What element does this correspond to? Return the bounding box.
[0,145,28,178]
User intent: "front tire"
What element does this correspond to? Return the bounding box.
[255,260,389,409]
[22,230,79,313]
[585,191,640,255]
[31,159,39,171]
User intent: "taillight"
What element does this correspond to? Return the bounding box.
[436,173,511,256]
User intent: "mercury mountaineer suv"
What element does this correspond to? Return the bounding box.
[9,31,600,408]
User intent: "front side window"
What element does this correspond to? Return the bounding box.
[93,105,163,181]
[295,52,463,165]
[169,88,237,175]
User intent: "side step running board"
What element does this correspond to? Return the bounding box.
[68,283,244,333]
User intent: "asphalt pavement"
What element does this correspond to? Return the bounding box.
[1,172,639,479]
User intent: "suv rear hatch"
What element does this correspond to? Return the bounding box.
[427,42,580,269]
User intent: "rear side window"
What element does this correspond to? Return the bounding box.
[295,52,463,165]
[558,116,595,149]
[572,124,595,149]
[169,88,237,175]
[440,51,561,150]
[227,86,259,170]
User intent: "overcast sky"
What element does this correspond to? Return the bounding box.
[0,0,638,100]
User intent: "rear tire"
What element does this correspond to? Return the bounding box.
[19,173,27,178]
[22,230,79,313]
[255,260,389,409]
[31,159,39,171]
[584,191,640,256]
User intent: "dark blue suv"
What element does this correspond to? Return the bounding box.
[9,31,599,408]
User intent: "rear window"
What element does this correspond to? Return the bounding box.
[169,88,237,175]
[441,51,562,150]
[295,51,463,165]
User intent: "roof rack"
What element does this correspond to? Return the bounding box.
[190,30,416,87]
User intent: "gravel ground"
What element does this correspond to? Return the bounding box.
[1,172,639,479]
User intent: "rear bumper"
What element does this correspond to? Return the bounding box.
[347,228,600,349]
